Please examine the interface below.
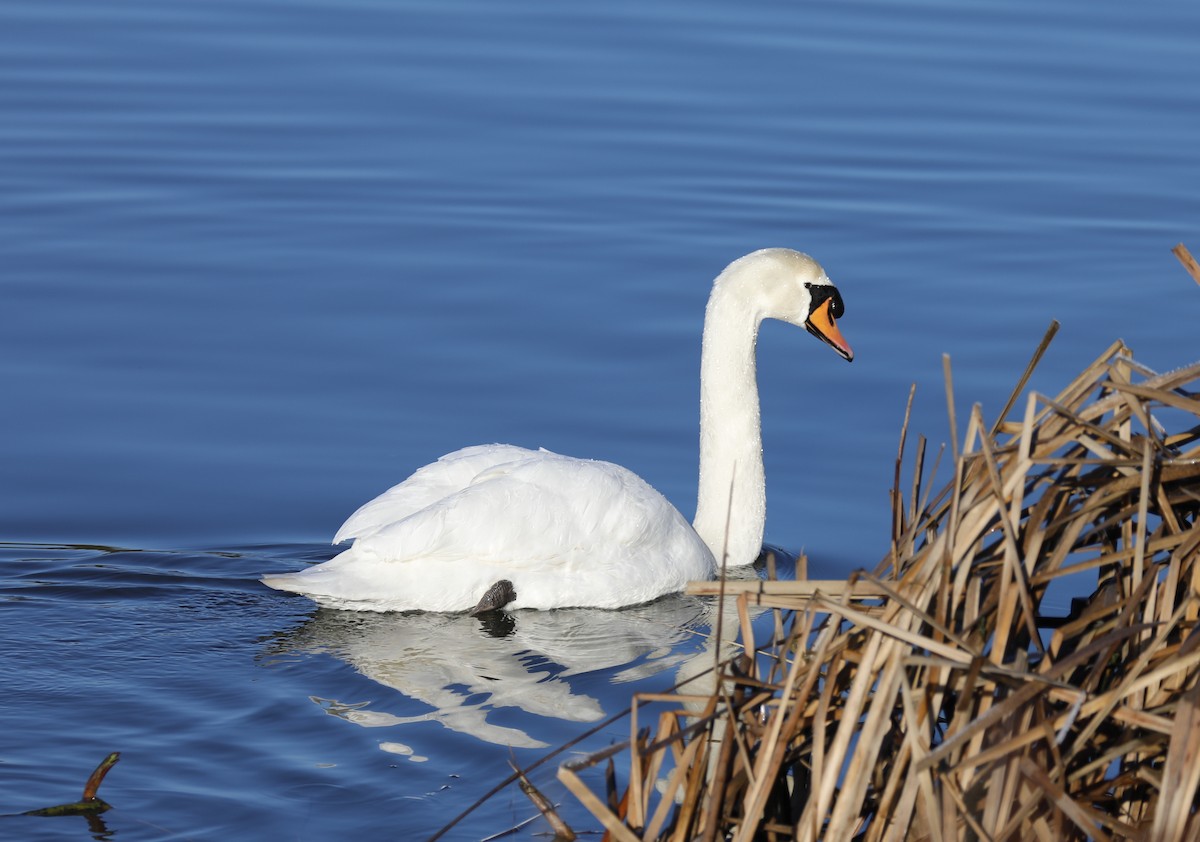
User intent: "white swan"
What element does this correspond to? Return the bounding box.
[262,248,853,612]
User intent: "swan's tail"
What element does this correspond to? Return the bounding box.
[260,550,380,609]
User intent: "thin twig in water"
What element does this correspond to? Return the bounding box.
[22,753,120,817]
[509,759,575,841]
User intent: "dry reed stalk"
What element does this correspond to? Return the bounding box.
[563,338,1200,840]
[1173,244,1200,286]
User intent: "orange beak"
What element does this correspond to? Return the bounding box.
[804,298,854,362]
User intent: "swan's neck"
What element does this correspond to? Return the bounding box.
[692,276,766,567]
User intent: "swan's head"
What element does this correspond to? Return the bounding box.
[725,248,854,362]
[801,276,853,363]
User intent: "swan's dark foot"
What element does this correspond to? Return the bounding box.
[469,579,516,615]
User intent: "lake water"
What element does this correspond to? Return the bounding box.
[2,0,1199,838]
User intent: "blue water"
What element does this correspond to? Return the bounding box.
[2,0,1199,837]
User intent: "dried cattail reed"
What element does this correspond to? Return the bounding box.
[563,338,1200,841]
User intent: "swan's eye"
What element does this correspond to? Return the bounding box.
[829,290,845,319]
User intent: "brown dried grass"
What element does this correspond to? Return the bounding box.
[560,333,1200,841]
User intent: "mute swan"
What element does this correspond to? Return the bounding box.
[262,248,852,612]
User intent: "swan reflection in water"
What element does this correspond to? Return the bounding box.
[268,592,714,750]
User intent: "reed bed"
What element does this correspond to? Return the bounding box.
[558,335,1200,841]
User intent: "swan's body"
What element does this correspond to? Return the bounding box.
[263,249,852,612]
[268,444,713,612]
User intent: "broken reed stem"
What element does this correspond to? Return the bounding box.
[564,338,1200,841]
[892,383,918,575]
[990,319,1060,438]
[943,353,959,466]
[1173,243,1200,285]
